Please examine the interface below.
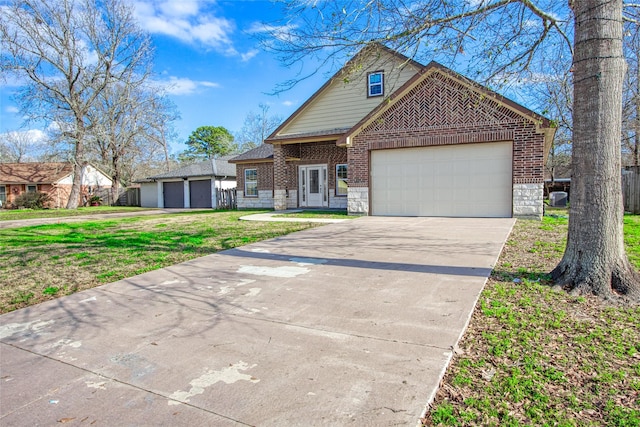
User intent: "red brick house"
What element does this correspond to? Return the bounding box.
[0,162,113,208]
[230,44,555,218]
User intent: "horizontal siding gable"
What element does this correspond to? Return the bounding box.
[279,51,419,136]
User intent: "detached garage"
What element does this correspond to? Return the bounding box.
[138,157,236,209]
[370,141,513,217]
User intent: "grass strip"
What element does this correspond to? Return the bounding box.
[424,215,640,427]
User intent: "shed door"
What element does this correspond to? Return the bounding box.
[163,181,184,208]
[370,141,512,217]
[190,179,212,208]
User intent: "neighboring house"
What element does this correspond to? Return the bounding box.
[230,44,555,218]
[0,162,112,208]
[138,157,236,208]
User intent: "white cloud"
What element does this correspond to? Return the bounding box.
[241,49,259,62]
[5,106,19,114]
[157,76,220,95]
[246,22,298,43]
[133,0,235,51]
[282,100,295,107]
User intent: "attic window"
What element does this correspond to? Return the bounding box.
[367,71,384,97]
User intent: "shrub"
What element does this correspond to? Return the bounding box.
[14,191,51,209]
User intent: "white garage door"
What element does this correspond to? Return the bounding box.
[371,141,512,217]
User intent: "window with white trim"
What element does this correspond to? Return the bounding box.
[244,168,258,197]
[367,71,384,97]
[336,164,348,196]
[27,185,37,192]
[0,186,6,207]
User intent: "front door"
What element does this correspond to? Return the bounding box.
[299,165,328,207]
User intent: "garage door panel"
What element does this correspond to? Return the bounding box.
[371,141,512,217]
[189,179,212,208]
[163,181,184,208]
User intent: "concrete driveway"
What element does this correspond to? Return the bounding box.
[0,217,514,426]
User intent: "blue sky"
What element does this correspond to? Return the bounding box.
[0,0,328,154]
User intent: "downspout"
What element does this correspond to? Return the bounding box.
[211,157,218,208]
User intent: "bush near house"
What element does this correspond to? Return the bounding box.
[12,191,52,210]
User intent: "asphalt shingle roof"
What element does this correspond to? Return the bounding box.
[0,162,73,184]
[148,156,236,180]
[228,144,274,163]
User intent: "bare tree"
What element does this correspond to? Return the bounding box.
[145,93,180,171]
[87,80,177,204]
[236,103,283,152]
[262,0,640,301]
[623,21,640,167]
[0,130,49,162]
[0,0,153,208]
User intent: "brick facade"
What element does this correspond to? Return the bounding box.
[235,142,348,210]
[234,64,549,218]
[236,163,274,193]
[347,70,546,218]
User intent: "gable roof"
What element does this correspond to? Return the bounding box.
[0,162,73,184]
[228,144,274,163]
[338,61,555,158]
[148,156,236,180]
[265,43,423,144]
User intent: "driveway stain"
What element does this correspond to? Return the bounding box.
[168,361,260,405]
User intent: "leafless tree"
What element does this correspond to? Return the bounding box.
[623,21,640,167]
[0,129,48,162]
[87,79,178,204]
[0,0,153,208]
[261,0,640,301]
[236,103,283,152]
[145,94,181,172]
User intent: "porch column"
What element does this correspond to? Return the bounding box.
[273,144,287,210]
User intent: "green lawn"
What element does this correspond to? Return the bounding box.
[0,206,154,221]
[0,210,320,313]
[424,214,640,427]
[624,214,640,267]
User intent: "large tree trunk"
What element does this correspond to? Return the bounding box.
[551,0,640,301]
[66,132,85,209]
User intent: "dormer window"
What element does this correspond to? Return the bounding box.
[367,71,384,97]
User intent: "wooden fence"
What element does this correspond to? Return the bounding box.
[623,166,639,214]
[216,188,237,209]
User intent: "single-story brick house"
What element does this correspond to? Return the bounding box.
[230,44,555,218]
[138,157,236,208]
[0,162,112,208]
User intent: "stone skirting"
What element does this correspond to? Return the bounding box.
[237,190,274,209]
[286,189,298,209]
[513,183,543,219]
[348,187,369,215]
[330,192,348,209]
[273,189,287,210]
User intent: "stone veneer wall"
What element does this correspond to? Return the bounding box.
[237,190,274,209]
[273,189,287,211]
[348,187,369,215]
[329,192,348,209]
[513,183,544,219]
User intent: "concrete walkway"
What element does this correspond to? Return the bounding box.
[0,217,515,426]
[239,210,351,223]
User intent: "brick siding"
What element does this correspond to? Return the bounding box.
[348,71,545,188]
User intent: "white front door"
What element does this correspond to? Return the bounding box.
[299,165,328,207]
